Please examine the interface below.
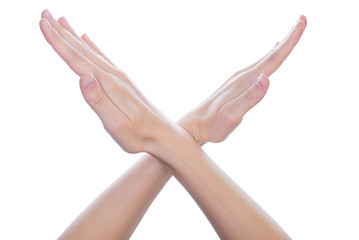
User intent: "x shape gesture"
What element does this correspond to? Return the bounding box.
[40,9,306,240]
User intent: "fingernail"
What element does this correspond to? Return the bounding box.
[43,9,54,20]
[82,34,91,43]
[59,16,70,28]
[292,19,300,31]
[299,15,307,28]
[292,19,304,35]
[40,18,51,29]
[295,15,307,30]
[82,74,95,91]
[256,73,267,89]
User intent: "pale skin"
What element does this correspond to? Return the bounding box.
[39,9,306,240]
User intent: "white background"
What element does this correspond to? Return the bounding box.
[1,0,358,239]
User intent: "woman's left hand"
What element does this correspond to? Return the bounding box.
[40,9,176,154]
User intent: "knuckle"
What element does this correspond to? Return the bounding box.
[69,47,84,60]
[108,78,128,96]
[106,75,121,90]
[91,90,106,106]
[87,86,106,106]
[245,89,258,102]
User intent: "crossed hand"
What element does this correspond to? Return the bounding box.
[40,9,306,240]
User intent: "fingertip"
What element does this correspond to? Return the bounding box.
[39,18,51,31]
[82,34,95,47]
[58,16,69,28]
[42,9,53,21]
[298,19,306,31]
[81,33,91,43]
[41,9,47,18]
[39,18,45,28]
[292,18,306,40]
[300,15,307,28]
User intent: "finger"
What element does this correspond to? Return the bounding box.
[253,15,306,76]
[234,42,280,77]
[81,34,117,67]
[80,74,130,126]
[79,29,148,103]
[57,16,80,40]
[44,11,143,93]
[41,10,116,75]
[79,32,149,104]
[58,16,116,68]
[39,17,105,78]
[40,11,149,108]
[220,73,270,121]
[209,42,278,100]
[40,17,132,110]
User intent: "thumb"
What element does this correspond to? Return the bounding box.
[222,73,270,120]
[79,73,123,125]
[80,73,106,108]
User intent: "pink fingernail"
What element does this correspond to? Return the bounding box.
[82,74,95,91]
[256,74,267,89]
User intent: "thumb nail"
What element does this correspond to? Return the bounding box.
[82,74,95,91]
[256,73,268,89]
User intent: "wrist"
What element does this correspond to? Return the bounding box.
[146,121,199,167]
[177,115,207,146]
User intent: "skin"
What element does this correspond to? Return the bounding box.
[39,9,306,240]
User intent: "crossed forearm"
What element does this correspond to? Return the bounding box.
[59,154,171,240]
[59,126,290,240]
[58,123,290,240]
[40,9,306,240]
[153,129,291,240]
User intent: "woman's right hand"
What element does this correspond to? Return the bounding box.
[179,15,306,144]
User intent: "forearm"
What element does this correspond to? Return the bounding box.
[59,121,289,240]
[40,9,305,240]
[151,127,290,240]
[59,121,197,240]
[59,154,171,240]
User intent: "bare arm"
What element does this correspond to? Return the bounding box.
[40,10,306,239]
